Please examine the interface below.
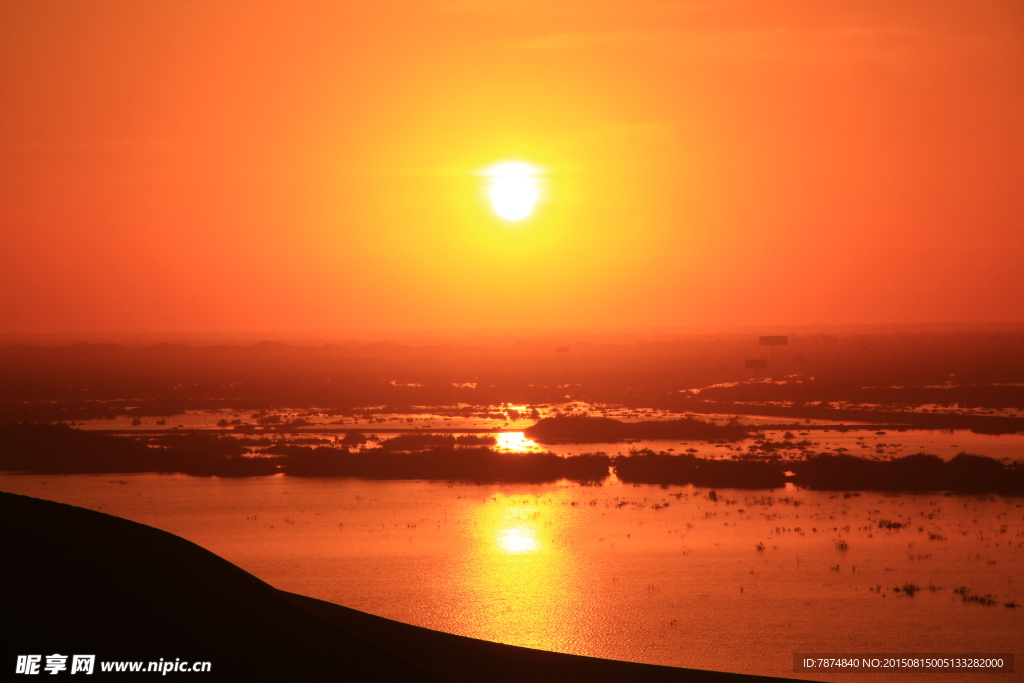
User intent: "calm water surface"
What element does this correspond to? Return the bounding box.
[2,474,1021,682]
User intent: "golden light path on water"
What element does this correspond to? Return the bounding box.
[454,491,593,654]
[497,523,539,554]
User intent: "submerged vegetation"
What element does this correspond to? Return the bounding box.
[792,452,1022,493]
[525,414,748,443]
[612,450,785,489]
[376,432,497,451]
[0,423,279,477]
[285,446,608,483]
[0,424,605,483]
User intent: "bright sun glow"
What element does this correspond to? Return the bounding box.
[494,432,544,454]
[484,161,541,221]
[497,525,540,553]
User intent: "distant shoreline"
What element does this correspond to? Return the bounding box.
[85,423,931,436]
[2,423,1022,494]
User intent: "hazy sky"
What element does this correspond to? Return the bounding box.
[2,0,1022,333]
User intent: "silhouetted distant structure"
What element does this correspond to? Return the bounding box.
[744,358,768,380]
[758,335,788,358]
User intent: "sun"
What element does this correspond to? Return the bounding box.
[483,161,542,221]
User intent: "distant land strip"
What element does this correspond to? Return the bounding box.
[2,396,1021,435]
[629,400,1024,435]
[93,423,922,436]
[1,423,1022,494]
[524,415,749,443]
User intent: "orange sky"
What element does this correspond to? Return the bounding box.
[2,0,1022,333]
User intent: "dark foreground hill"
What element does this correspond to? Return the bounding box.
[0,491,808,682]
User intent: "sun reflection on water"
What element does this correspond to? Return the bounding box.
[497,525,539,553]
[456,491,593,653]
[493,432,545,453]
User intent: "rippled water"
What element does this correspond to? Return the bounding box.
[3,473,1021,682]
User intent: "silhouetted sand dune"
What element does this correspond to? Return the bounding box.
[0,491,811,682]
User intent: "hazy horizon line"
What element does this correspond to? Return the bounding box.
[3,321,1023,347]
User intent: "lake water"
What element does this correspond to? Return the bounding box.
[3,473,1021,682]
